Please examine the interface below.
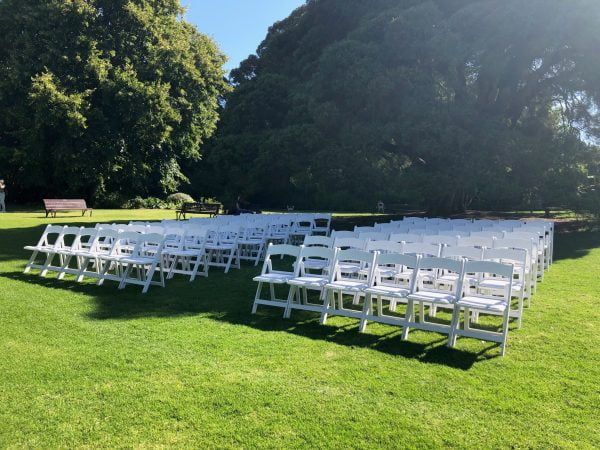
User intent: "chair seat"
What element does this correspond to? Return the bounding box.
[120,256,157,265]
[325,280,368,292]
[365,285,409,298]
[163,249,203,257]
[408,291,457,304]
[288,275,328,288]
[304,259,329,269]
[55,246,77,255]
[205,243,236,250]
[456,296,508,312]
[338,263,361,273]
[478,279,523,291]
[24,245,54,252]
[253,273,294,284]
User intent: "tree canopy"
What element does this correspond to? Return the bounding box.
[0,0,230,205]
[196,0,600,213]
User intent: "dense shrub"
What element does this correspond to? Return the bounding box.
[166,193,195,208]
[122,197,169,209]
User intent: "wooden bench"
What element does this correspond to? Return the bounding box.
[43,199,93,218]
[176,202,221,220]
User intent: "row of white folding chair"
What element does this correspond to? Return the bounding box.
[306,236,527,314]
[252,245,516,355]
[24,225,166,293]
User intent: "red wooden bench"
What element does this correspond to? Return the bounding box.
[43,199,93,218]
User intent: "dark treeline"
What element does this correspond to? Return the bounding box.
[1,0,600,214]
[193,0,600,214]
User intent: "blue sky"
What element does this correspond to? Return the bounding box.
[184,1,306,73]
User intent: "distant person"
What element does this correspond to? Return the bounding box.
[0,179,5,212]
[236,195,254,214]
[377,200,385,213]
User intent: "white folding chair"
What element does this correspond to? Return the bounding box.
[403,257,465,340]
[390,233,423,243]
[494,237,538,296]
[423,235,458,247]
[96,231,141,287]
[252,244,301,313]
[237,224,267,266]
[481,248,527,327]
[38,226,82,276]
[360,253,420,332]
[313,213,332,236]
[359,231,389,241]
[284,246,337,318]
[331,230,357,239]
[23,225,66,274]
[106,232,166,293]
[162,228,208,281]
[56,227,98,279]
[449,260,514,356]
[204,225,241,273]
[457,236,493,249]
[302,235,334,271]
[320,249,376,325]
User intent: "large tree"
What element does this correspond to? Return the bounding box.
[0,0,230,205]
[196,0,600,213]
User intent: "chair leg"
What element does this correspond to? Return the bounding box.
[401,300,414,340]
[251,282,262,314]
[320,290,332,325]
[283,286,296,319]
[359,293,372,333]
[448,306,460,347]
[24,251,39,273]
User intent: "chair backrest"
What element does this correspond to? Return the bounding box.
[372,253,420,290]
[261,244,301,276]
[470,231,504,239]
[331,230,357,239]
[354,226,375,233]
[463,260,514,301]
[303,235,333,248]
[437,230,463,237]
[145,225,165,235]
[110,231,140,256]
[365,240,403,254]
[57,226,83,249]
[359,232,389,241]
[457,236,493,249]
[401,242,441,257]
[35,225,66,248]
[313,213,332,228]
[390,232,423,243]
[296,246,337,277]
[441,245,483,261]
[333,237,367,250]
[71,227,98,251]
[422,235,458,247]
[413,257,465,296]
[494,237,536,254]
[137,232,165,259]
[483,248,527,281]
[331,249,377,282]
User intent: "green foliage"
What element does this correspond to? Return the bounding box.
[122,196,168,209]
[0,0,230,205]
[195,0,600,213]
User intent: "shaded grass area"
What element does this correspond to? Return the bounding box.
[0,211,599,447]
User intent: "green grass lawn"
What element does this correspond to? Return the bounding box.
[1,210,599,448]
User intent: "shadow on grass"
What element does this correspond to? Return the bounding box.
[2,265,499,370]
[553,231,600,262]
